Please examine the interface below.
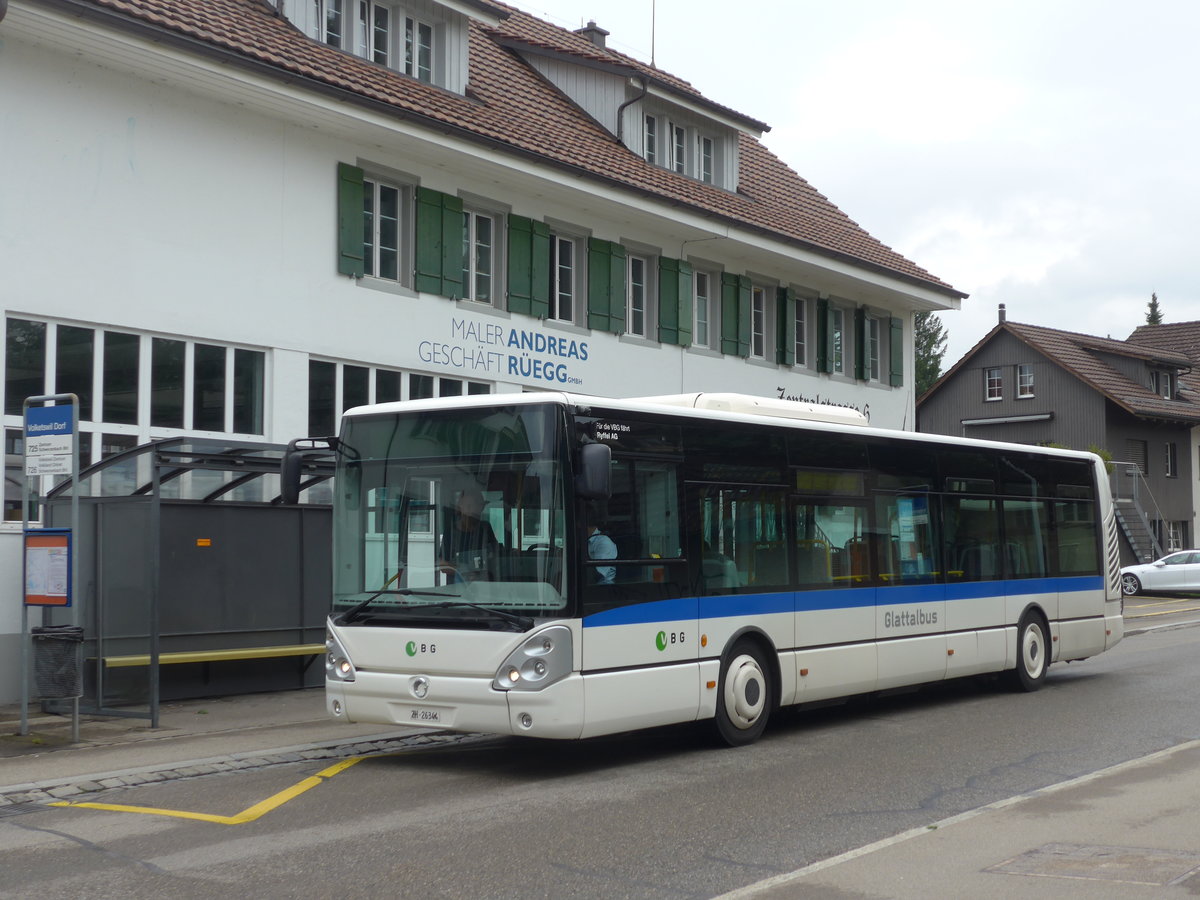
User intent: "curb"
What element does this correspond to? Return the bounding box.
[0,729,472,807]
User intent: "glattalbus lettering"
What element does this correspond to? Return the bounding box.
[883,609,939,628]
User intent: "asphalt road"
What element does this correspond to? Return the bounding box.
[4,620,1200,900]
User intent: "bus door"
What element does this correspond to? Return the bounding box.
[579,454,695,735]
[791,495,877,701]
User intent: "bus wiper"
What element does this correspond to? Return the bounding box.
[339,577,449,624]
[411,602,534,631]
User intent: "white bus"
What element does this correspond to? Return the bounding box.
[306,392,1124,746]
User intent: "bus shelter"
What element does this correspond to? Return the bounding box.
[39,438,334,726]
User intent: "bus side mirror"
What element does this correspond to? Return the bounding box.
[576,442,611,500]
[280,438,337,505]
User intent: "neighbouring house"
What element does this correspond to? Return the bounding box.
[918,306,1200,564]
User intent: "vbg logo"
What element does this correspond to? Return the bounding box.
[406,641,436,656]
[655,631,685,651]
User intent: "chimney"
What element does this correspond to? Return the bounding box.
[574,20,609,49]
[998,303,1007,324]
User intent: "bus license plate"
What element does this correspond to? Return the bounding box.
[398,705,453,726]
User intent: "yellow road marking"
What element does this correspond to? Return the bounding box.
[1128,605,1200,618]
[48,756,363,825]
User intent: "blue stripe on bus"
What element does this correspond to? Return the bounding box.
[581,575,1106,628]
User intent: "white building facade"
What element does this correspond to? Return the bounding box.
[0,0,963,702]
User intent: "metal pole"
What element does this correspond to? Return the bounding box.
[18,393,80,737]
[150,450,161,729]
[69,398,80,744]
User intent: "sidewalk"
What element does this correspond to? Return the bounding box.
[0,688,424,803]
[723,740,1200,899]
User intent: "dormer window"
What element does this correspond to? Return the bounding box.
[643,115,658,166]
[641,111,725,185]
[297,0,475,92]
[405,16,434,82]
[698,136,714,183]
[1150,369,1175,400]
[671,124,686,174]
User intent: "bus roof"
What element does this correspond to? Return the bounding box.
[341,392,1100,464]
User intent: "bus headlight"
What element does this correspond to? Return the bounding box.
[326,628,356,683]
[493,625,572,691]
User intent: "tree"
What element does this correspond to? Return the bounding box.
[914,310,948,398]
[1146,292,1164,325]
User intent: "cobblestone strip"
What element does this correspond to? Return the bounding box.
[0,731,482,807]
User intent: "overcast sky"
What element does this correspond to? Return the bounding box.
[522,0,1200,367]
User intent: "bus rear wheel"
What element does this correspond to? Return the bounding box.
[1009,611,1049,692]
[715,640,772,746]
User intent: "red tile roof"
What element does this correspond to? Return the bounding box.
[48,0,962,297]
[920,320,1200,423]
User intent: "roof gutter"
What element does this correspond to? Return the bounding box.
[30,0,965,302]
[615,75,648,144]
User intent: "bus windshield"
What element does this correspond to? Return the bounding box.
[332,404,570,620]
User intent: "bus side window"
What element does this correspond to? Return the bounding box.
[696,486,788,591]
[944,496,999,582]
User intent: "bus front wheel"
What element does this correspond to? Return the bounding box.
[1009,611,1049,692]
[715,640,772,746]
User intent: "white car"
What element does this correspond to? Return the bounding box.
[1121,550,1200,595]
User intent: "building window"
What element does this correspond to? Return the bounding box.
[671,123,686,174]
[751,286,767,358]
[1166,442,1178,477]
[1150,369,1175,399]
[698,136,714,184]
[830,307,845,374]
[1127,439,1148,475]
[627,255,647,337]
[985,366,1003,400]
[317,0,344,46]
[1167,520,1184,552]
[1017,363,1034,398]
[693,270,711,349]
[550,234,575,322]
[794,297,807,367]
[353,1,392,65]
[405,15,433,82]
[310,360,490,435]
[362,178,403,282]
[5,318,265,452]
[644,115,658,165]
[461,209,495,303]
[866,317,881,381]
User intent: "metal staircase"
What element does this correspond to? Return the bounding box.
[1111,463,1163,563]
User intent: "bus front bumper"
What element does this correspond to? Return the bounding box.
[327,670,586,740]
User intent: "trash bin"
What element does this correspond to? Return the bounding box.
[32,625,84,699]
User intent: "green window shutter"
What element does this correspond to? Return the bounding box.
[816,298,829,372]
[507,214,534,316]
[854,307,867,380]
[890,316,904,386]
[720,273,739,354]
[776,287,795,366]
[506,216,552,318]
[440,193,463,298]
[676,259,693,346]
[736,275,752,358]
[588,238,625,333]
[657,257,693,346]
[337,163,364,278]
[530,220,551,318]
[415,187,463,298]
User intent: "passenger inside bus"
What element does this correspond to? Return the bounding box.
[586,513,618,585]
